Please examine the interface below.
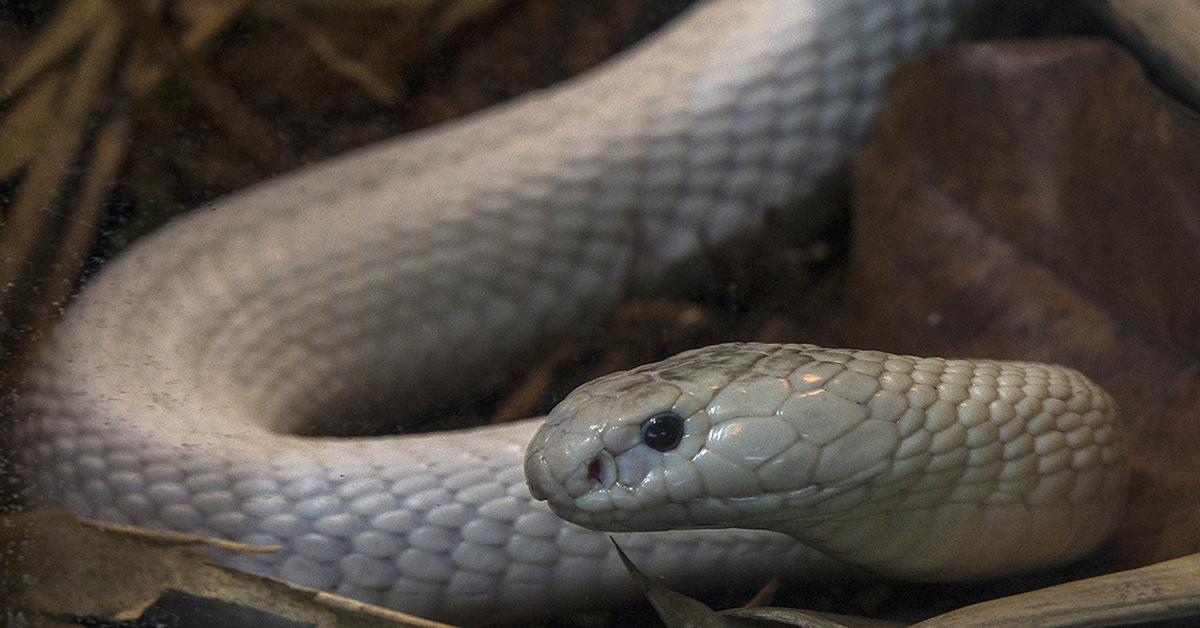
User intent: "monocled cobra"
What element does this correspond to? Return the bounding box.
[12,0,1129,624]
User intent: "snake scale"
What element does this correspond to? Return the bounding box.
[12,0,1129,624]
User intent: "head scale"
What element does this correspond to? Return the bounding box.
[523,343,879,533]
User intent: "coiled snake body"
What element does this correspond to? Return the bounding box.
[14,0,1128,624]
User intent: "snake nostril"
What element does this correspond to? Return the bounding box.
[586,450,617,490]
[587,458,602,483]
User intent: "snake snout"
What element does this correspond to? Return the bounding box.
[524,403,609,509]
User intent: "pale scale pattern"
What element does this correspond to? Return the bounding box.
[528,344,1126,582]
[13,1,1005,624]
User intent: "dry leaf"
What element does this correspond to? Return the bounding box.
[42,117,132,315]
[612,538,905,628]
[177,0,252,51]
[294,18,401,104]
[0,70,65,179]
[1,509,450,627]
[912,552,1200,627]
[611,537,731,628]
[722,607,906,628]
[0,0,103,96]
[0,12,124,336]
[425,0,511,46]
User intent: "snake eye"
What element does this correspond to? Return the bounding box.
[640,412,684,452]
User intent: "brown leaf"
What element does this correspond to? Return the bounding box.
[0,70,65,179]
[611,538,903,628]
[177,0,251,51]
[0,12,124,373]
[294,18,401,105]
[912,552,1200,627]
[0,11,123,274]
[721,607,906,628]
[425,0,512,47]
[611,537,732,628]
[0,0,103,97]
[843,38,1200,573]
[1,509,450,627]
[111,2,289,170]
[42,116,132,322]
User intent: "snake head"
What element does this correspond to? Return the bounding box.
[524,343,889,533]
[526,342,1129,581]
[522,362,705,532]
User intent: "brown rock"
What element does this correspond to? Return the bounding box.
[848,39,1200,568]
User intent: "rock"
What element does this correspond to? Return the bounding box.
[1090,0,1200,109]
[848,39,1200,567]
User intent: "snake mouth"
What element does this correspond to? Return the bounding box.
[587,449,618,490]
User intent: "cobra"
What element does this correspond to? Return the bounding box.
[525,343,1126,582]
[11,0,1129,624]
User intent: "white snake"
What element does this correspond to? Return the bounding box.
[13,0,1129,624]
